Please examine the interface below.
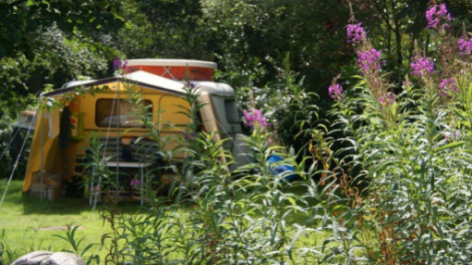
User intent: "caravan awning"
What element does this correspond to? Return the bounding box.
[43,71,186,97]
[43,71,235,98]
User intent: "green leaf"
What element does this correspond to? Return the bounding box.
[287,196,296,206]
[435,141,464,152]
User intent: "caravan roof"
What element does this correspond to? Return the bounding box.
[126,59,217,68]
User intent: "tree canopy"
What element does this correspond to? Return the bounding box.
[0,0,124,59]
[2,0,472,139]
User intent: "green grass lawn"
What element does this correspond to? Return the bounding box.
[0,178,351,263]
[0,178,144,263]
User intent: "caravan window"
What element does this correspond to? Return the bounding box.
[96,99,153,128]
[224,99,240,124]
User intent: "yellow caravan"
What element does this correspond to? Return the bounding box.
[22,59,251,195]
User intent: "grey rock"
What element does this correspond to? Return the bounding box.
[11,251,85,265]
[41,252,85,265]
[11,251,52,265]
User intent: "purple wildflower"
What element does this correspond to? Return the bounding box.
[328,83,344,100]
[426,3,451,29]
[402,80,413,87]
[445,131,460,142]
[243,109,269,129]
[113,58,128,71]
[113,58,121,70]
[410,56,435,76]
[458,37,472,55]
[347,23,366,43]
[189,82,196,89]
[130,179,141,189]
[182,132,196,141]
[357,48,382,74]
[378,93,395,105]
[439,77,458,97]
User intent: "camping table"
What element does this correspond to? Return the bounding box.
[89,162,153,206]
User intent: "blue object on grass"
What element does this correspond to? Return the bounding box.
[267,155,297,181]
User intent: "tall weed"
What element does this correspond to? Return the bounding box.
[329,2,472,263]
[90,75,368,264]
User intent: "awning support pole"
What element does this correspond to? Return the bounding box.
[40,101,44,201]
[116,79,120,203]
[0,110,37,208]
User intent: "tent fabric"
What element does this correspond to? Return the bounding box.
[22,113,58,192]
[45,108,60,138]
[59,106,71,149]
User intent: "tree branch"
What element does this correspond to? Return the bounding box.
[6,0,28,7]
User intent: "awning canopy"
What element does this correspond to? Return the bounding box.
[42,71,235,98]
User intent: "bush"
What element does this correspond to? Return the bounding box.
[95,3,472,262]
[329,2,472,263]
[89,76,366,263]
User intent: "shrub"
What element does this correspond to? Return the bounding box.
[329,2,472,263]
[90,75,367,264]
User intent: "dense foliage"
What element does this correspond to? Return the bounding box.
[4,0,472,264]
[90,2,472,263]
[4,0,472,162]
[327,3,472,262]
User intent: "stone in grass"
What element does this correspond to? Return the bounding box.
[42,252,85,265]
[11,251,52,265]
[11,251,85,265]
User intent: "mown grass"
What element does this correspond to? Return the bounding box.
[0,178,345,264]
[0,179,146,263]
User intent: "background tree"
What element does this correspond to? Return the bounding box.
[114,0,213,59]
[0,0,123,59]
[0,0,124,178]
[4,0,472,178]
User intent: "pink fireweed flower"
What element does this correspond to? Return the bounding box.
[347,23,366,43]
[130,179,141,189]
[378,93,395,105]
[426,3,451,29]
[410,56,435,76]
[243,109,269,129]
[439,77,458,97]
[445,131,460,142]
[357,48,382,74]
[113,58,121,70]
[458,37,472,55]
[402,80,413,88]
[328,83,344,101]
[113,58,128,71]
[182,132,196,141]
